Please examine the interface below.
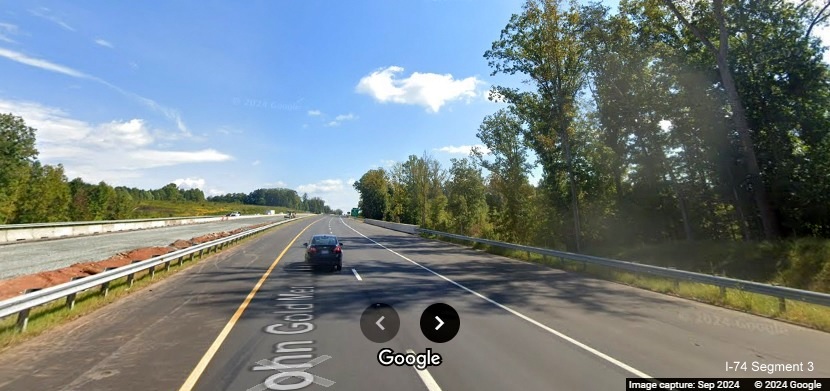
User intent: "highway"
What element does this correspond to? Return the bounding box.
[0,215,827,391]
[0,215,291,279]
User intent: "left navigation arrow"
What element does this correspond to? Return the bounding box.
[360,303,399,343]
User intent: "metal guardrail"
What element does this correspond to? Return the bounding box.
[0,215,310,331]
[418,228,830,310]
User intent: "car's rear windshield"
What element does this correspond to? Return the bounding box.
[312,237,337,245]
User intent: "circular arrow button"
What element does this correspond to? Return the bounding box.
[420,303,460,343]
[360,303,400,343]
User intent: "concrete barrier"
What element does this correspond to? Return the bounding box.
[0,214,274,244]
[364,219,419,234]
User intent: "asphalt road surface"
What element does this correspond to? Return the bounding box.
[0,215,294,279]
[0,215,828,391]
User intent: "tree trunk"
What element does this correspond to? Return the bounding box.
[664,0,780,240]
[665,166,694,241]
[715,54,779,240]
[559,122,582,252]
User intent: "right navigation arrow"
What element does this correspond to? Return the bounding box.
[435,316,444,330]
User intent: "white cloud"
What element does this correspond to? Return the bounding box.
[356,66,483,112]
[296,178,359,211]
[335,113,357,121]
[0,22,19,43]
[298,179,345,193]
[0,99,233,184]
[126,149,231,168]
[93,119,154,147]
[435,144,491,155]
[94,38,113,48]
[265,180,287,188]
[0,23,19,33]
[129,61,139,69]
[252,160,261,166]
[29,7,75,31]
[174,177,206,190]
[325,112,358,127]
[0,47,190,136]
[216,126,242,135]
[380,159,396,167]
[307,109,322,116]
[0,47,88,78]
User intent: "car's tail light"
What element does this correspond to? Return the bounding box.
[308,247,317,254]
[334,246,341,254]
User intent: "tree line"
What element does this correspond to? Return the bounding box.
[207,189,334,214]
[354,0,830,252]
[0,113,335,223]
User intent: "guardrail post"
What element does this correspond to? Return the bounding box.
[164,260,171,272]
[148,264,156,280]
[66,276,84,310]
[778,297,786,313]
[16,288,41,332]
[101,267,117,297]
[719,286,727,302]
[176,256,183,267]
[127,261,140,287]
[16,309,30,332]
[667,268,680,290]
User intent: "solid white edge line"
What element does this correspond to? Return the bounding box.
[352,268,362,281]
[342,220,655,379]
[405,349,443,391]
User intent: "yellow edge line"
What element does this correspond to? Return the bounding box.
[178,219,317,391]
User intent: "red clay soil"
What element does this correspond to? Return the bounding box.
[0,222,272,301]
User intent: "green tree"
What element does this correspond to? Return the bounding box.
[473,109,536,243]
[445,158,490,237]
[659,0,781,239]
[13,163,71,223]
[68,178,93,221]
[111,187,135,219]
[0,113,38,223]
[353,169,389,220]
[160,183,181,202]
[89,182,117,220]
[485,0,590,251]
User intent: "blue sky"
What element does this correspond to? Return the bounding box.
[1,1,827,212]
[0,0,533,211]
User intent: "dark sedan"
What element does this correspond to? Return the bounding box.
[303,234,343,272]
